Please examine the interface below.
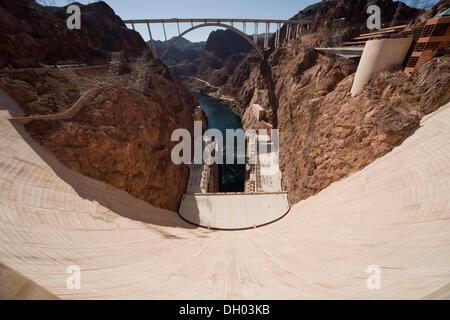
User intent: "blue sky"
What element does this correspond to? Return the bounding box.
[37,0,440,42]
[37,0,319,42]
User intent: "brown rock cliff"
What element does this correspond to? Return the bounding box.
[231,28,449,205]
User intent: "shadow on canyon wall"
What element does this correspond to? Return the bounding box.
[10,120,199,230]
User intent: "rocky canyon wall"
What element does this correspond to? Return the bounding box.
[0,1,203,211]
[230,1,450,205]
[170,29,254,97]
[0,0,147,68]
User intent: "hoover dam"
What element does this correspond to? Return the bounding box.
[0,86,449,299]
[1,0,449,302]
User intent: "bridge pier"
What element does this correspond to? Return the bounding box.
[162,21,167,44]
[264,22,269,49]
[146,23,157,58]
[275,23,280,47]
[253,22,258,44]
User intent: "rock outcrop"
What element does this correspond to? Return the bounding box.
[204,29,252,59]
[278,54,449,204]
[270,0,422,48]
[170,29,254,96]
[410,0,450,25]
[25,86,192,211]
[1,53,202,211]
[149,37,206,66]
[0,68,81,115]
[0,0,146,68]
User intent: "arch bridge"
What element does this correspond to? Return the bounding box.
[123,18,313,59]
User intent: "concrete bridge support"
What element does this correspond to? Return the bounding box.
[162,21,167,44]
[275,23,281,47]
[264,23,269,49]
[146,23,156,57]
[351,37,413,96]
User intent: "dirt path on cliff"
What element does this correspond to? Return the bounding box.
[10,88,101,124]
[190,76,220,89]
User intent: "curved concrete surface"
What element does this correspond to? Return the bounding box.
[351,38,413,96]
[0,264,57,300]
[179,193,290,229]
[0,90,449,299]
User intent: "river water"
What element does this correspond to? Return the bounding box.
[195,93,245,192]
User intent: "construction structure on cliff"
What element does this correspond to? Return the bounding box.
[405,12,450,75]
[314,3,449,95]
[346,8,450,95]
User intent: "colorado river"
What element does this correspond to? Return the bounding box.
[195,93,245,192]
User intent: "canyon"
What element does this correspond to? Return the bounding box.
[0,0,204,211]
[1,0,448,210]
[0,0,449,300]
[168,29,254,98]
[1,0,449,210]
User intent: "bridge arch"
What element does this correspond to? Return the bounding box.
[160,22,263,60]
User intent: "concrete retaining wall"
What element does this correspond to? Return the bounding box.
[351,37,413,96]
[179,192,290,229]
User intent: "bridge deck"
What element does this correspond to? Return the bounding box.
[123,18,314,24]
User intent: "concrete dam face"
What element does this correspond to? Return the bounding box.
[0,84,449,299]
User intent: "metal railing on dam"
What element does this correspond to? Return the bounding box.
[179,192,290,230]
